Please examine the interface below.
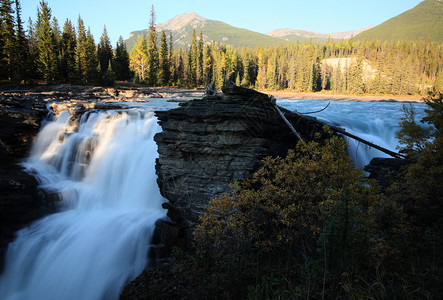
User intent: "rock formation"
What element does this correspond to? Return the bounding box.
[153,85,327,249]
[0,92,49,269]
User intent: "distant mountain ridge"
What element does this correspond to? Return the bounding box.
[126,2,443,51]
[355,0,443,42]
[267,27,374,43]
[126,12,286,51]
[126,12,372,51]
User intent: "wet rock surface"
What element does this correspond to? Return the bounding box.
[0,93,49,269]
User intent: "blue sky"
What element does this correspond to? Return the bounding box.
[22,0,424,45]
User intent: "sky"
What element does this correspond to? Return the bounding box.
[21,0,424,45]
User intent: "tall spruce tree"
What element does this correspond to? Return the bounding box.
[75,16,87,81]
[197,31,204,85]
[85,28,98,83]
[158,29,169,86]
[97,26,113,75]
[36,0,56,82]
[189,28,198,86]
[168,32,175,85]
[0,0,15,80]
[60,19,76,82]
[15,0,29,82]
[113,36,130,81]
[27,17,38,80]
[147,5,158,86]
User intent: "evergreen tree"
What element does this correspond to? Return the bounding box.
[14,0,29,83]
[0,0,15,80]
[158,29,169,86]
[76,16,87,81]
[52,16,61,80]
[60,19,76,82]
[36,0,56,82]
[27,17,38,80]
[202,45,212,85]
[197,31,204,85]
[168,32,175,85]
[146,5,158,86]
[84,28,98,83]
[113,36,130,81]
[189,28,198,86]
[97,26,113,76]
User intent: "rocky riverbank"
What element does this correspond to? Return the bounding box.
[0,92,49,270]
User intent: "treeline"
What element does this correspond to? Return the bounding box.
[132,23,443,95]
[1,1,443,96]
[0,0,130,85]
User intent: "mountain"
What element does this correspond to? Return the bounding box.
[355,0,443,42]
[126,12,286,51]
[267,27,373,43]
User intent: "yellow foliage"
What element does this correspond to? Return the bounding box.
[194,135,378,257]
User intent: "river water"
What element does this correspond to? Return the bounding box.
[0,98,427,299]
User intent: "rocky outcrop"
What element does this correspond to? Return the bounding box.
[153,85,328,248]
[0,92,50,269]
[364,157,411,189]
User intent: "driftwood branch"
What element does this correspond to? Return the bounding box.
[271,96,305,141]
[298,101,330,115]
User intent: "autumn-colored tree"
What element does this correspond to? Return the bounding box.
[129,34,148,82]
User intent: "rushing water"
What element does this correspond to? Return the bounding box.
[0,98,428,300]
[0,107,166,300]
[277,99,428,168]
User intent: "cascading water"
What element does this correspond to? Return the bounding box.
[277,99,428,168]
[0,108,165,300]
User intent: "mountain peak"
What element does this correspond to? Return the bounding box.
[158,12,207,31]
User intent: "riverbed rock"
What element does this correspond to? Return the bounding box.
[0,93,51,270]
[154,85,327,248]
[364,157,412,189]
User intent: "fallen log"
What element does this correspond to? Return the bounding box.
[275,101,405,159]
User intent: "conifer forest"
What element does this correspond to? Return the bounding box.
[1,1,442,97]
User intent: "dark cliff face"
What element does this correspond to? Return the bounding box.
[153,86,326,246]
[0,92,49,269]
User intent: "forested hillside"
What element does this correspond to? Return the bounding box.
[355,0,443,42]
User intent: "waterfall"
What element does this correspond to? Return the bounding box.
[0,108,165,300]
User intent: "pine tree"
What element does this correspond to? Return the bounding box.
[168,32,175,85]
[0,0,15,80]
[113,36,130,81]
[189,28,198,86]
[129,34,149,82]
[202,44,212,85]
[197,31,204,85]
[60,19,76,82]
[147,5,158,86]
[76,16,87,81]
[14,0,29,83]
[27,17,38,80]
[52,16,61,80]
[158,29,169,86]
[97,26,113,76]
[84,28,98,83]
[36,0,56,82]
